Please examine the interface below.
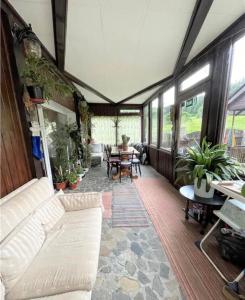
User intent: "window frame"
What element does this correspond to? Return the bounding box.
[143,104,149,144]
[150,97,159,147]
[160,86,175,152]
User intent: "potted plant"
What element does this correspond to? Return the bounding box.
[76,165,85,180]
[67,171,78,190]
[175,138,242,198]
[54,166,67,190]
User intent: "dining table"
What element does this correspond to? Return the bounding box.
[111,146,140,156]
[110,146,140,180]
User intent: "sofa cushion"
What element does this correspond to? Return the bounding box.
[1,216,45,293]
[0,177,54,241]
[7,208,102,300]
[90,143,102,153]
[34,191,65,233]
[59,192,102,212]
[30,291,91,300]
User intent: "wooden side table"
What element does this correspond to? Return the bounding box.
[179,185,225,234]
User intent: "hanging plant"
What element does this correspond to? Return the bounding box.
[21,54,73,103]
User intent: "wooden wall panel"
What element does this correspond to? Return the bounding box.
[1,16,33,197]
[148,147,158,170]
[158,150,173,182]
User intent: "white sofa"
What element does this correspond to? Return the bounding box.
[0,178,103,300]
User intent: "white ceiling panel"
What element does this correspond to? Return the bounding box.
[65,0,195,101]
[187,0,245,63]
[126,87,161,104]
[9,0,55,57]
[74,84,108,104]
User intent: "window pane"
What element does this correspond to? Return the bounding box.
[151,98,158,145]
[91,116,115,145]
[180,64,210,91]
[229,35,245,97]
[118,116,141,144]
[223,36,245,163]
[178,92,205,154]
[161,87,175,150]
[143,105,149,143]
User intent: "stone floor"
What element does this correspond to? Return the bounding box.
[71,164,184,300]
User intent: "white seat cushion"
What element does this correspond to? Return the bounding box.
[7,208,102,300]
[1,216,45,293]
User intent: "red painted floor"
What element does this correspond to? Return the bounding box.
[134,177,228,300]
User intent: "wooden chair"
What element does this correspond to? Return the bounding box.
[119,151,132,182]
[105,145,120,178]
[129,150,142,176]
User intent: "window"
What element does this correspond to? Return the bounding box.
[143,105,149,143]
[161,87,175,150]
[180,64,210,91]
[178,92,205,154]
[118,116,141,144]
[91,116,115,145]
[223,35,245,163]
[151,98,158,145]
[91,116,141,145]
[228,35,245,97]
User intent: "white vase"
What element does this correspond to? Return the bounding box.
[194,178,214,198]
[84,168,89,173]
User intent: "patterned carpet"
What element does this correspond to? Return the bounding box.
[112,185,149,227]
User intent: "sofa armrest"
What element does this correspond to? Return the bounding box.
[58,192,103,212]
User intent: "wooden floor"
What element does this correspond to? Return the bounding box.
[134,176,244,300]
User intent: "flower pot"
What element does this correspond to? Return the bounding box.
[78,174,83,181]
[27,86,45,103]
[194,178,214,198]
[69,182,78,190]
[55,182,66,190]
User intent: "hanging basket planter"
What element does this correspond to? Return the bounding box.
[27,85,45,104]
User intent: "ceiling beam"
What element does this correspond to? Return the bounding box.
[117,75,173,105]
[64,71,115,104]
[51,0,67,71]
[173,0,213,76]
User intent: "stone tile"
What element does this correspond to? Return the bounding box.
[125,261,137,276]
[112,291,131,300]
[145,286,159,300]
[119,277,140,293]
[152,275,164,297]
[131,242,143,256]
[160,263,170,279]
[137,271,150,285]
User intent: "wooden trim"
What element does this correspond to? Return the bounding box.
[182,14,245,74]
[117,75,173,104]
[64,71,115,104]
[51,0,67,71]
[174,0,214,76]
[1,9,35,178]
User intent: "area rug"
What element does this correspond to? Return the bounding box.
[112,184,149,227]
[102,192,112,219]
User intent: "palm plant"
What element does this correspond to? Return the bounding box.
[175,137,242,192]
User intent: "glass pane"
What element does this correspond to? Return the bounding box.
[180,64,210,91]
[151,98,158,145]
[178,92,205,154]
[229,35,245,97]
[143,105,149,143]
[161,87,175,150]
[91,116,115,145]
[118,116,141,144]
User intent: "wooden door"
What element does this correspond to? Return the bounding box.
[1,16,33,197]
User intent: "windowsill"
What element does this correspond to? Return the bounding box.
[159,147,172,153]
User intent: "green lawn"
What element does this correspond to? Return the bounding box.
[162,115,245,134]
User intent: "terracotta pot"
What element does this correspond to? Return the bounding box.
[69,182,78,190]
[55,182,66,190]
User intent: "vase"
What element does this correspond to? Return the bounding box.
[194,178,214,198]
[69,182,78,190]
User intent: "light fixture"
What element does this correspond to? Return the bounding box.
[13,23,42,58]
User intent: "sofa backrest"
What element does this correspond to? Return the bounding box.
[0,177,54,242]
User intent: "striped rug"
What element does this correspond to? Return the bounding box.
[112,184,149,227]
